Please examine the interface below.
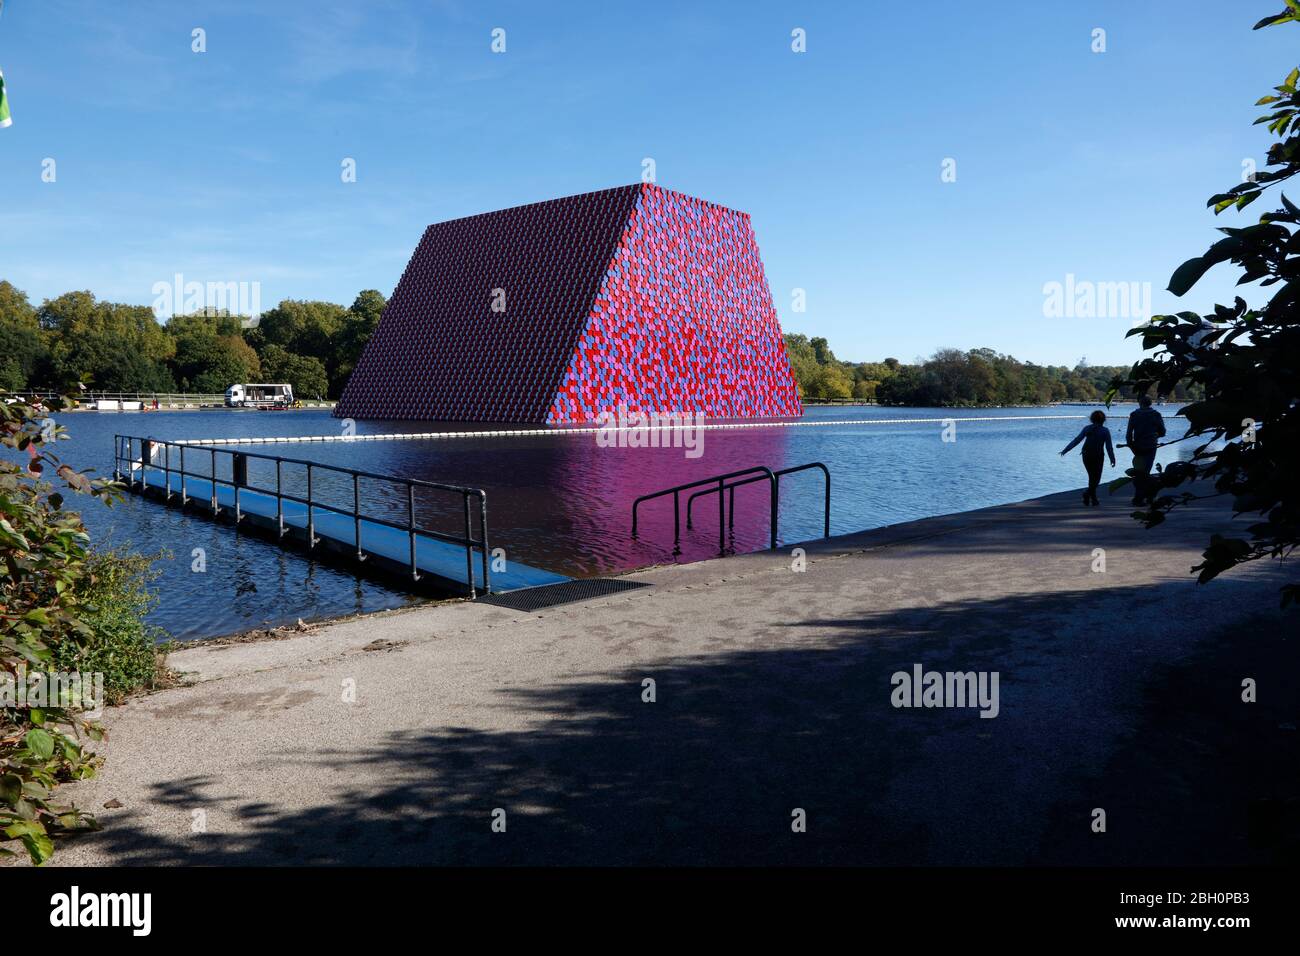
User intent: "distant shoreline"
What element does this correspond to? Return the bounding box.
[803,399,1181,409]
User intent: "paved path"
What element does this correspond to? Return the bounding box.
[36,486,1297,865]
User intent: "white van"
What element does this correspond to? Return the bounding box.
[225,383,294,408]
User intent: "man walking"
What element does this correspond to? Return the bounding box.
[1125,395,1166,505]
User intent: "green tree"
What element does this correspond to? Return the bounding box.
[94,348,176,393]
[810,336,836,366]
[0,281,47,390]
[169,313,262,393]
[40,292,175,392]
[811,363,853,400]
[332,289,387,394]
[259,344,329,399]
[782,333,820,397]
[257,299,346,363]
[1116,7,1300,606]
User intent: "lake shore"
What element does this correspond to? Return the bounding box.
[26,483,1296,866]
[66,404,1189,639]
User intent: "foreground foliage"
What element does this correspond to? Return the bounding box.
[1,395,120,863]
[50,549,169,705]
[1117,7,1300,606]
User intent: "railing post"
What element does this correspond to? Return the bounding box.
[478,493,491,595]
[276,459,284,537]
[233,453,244,523]
[210,448,218,515]
[673,492,681,551]
[823,468,831,538]
[141,439,152,491]
[717,477,725,555]
[307,463,316,547]
[180,445,187,505]
[463,492,476,599]
[353,472,365,560]
[164,443,171,501]
[770,474,779,550]
[407,485,420,582]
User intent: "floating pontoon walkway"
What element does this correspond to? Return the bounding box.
[116,435,567,596]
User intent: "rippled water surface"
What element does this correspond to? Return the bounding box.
[45,404,1185,640]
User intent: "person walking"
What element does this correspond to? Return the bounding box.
[1125,395,1166,505]
[1060,410,1116,506]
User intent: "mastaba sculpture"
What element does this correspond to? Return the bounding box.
[334,183,802,424]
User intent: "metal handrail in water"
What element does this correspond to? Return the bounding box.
[685,462,831,539]
[114,434,491,597]
[633,461,831,555]
[631,466,778,555]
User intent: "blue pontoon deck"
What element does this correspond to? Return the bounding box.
[115,435,568,596]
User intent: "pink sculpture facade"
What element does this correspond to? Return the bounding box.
[335,184,802,424]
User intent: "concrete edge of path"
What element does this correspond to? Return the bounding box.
[153,486,1149,686]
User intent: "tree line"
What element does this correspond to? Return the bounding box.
[783,333,1204,405]
[0,278,1204,407]
[0,279,387,400]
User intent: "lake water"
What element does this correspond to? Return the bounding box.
[43,404,1186,640]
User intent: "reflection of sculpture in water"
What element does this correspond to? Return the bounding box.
[539,423,794,573]
[287,423,795,578]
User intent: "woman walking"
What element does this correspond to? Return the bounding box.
[1060,410,1116,506]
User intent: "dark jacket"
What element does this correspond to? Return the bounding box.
[1062,423,1115,460]
[1126,407,1166,452]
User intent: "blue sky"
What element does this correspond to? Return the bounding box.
[0,0,1292,365]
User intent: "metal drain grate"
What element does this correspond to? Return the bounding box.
[481,578,650,612]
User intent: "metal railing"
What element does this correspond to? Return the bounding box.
[631,462,831,555]
[686,462,831,539]
[29,391,228,404]
[19,391,336,406]
[114,434,491,597]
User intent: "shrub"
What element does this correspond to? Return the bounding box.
[49,549,169,705]
[1,394,121,863]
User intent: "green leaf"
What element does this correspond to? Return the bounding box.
[22,831,55,865]
[25,728,55,761]
[1168,256,1215,296]
[0,774,22,807]
[1255,11,1298,30]
[4,818,45,839]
